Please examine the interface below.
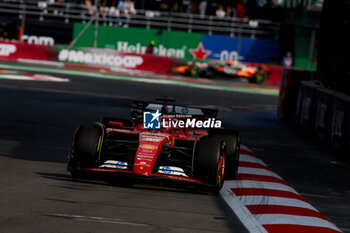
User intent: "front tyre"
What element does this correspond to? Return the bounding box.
[220,133,240,179]
[69,125,103,176]
[194,135,226,192]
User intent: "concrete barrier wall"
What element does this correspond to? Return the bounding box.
[294,80,350,157]
[277,68,315,124]
[295,80,317,134]
[314,88,333,143]
[329,93,350,155]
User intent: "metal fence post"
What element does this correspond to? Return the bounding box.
[237,26,242,61]
[20,0,26,39]
[230,18,235,37]
[65,3,70,24]
[307,29,316,70]
[93,0,100,48]
[208,16,213,35]
[69,15,96,48]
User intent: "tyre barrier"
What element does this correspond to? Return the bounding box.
[295,80,350,157]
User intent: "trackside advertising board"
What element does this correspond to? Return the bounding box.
[57,47,176,73]
[0,41,176,73]
[72,23,280,63]
[0,41,55,61]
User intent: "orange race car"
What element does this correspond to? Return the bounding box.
[171,60,271,84]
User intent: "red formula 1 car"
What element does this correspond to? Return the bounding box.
[68,98,240,191]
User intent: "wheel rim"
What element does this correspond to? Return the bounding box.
[217,145,226,188]
[96,135,102,153]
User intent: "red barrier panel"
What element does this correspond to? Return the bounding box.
[265,65,283,85]
[133,53,177,74]
[0,41,177,74]
[0,41,55,61]
[57,48,177,74]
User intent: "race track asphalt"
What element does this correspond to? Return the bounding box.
[0,68,349,233]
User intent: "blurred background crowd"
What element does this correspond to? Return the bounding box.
[39,0,318,22]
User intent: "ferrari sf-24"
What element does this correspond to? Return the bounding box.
[68,98,240,191]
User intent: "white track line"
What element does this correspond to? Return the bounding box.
[44,213,148,227]
[0,74,69,82]
[0,74,37,80]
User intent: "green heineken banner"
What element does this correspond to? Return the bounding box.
[73,23,280,63]
[73,24,202,60]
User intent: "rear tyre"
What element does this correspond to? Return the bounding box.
[73,125,103,169]
[252,68,267,84]
[194,135,226,192]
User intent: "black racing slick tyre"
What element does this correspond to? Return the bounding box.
[208,129,241,180]
[73,125,103,168]
[220,133,240,180]
[249,68,267,84]
[194,135,226,192]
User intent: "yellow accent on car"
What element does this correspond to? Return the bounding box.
[96,135,102,153]
[142,144,156,150]
[222,141,226,150]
